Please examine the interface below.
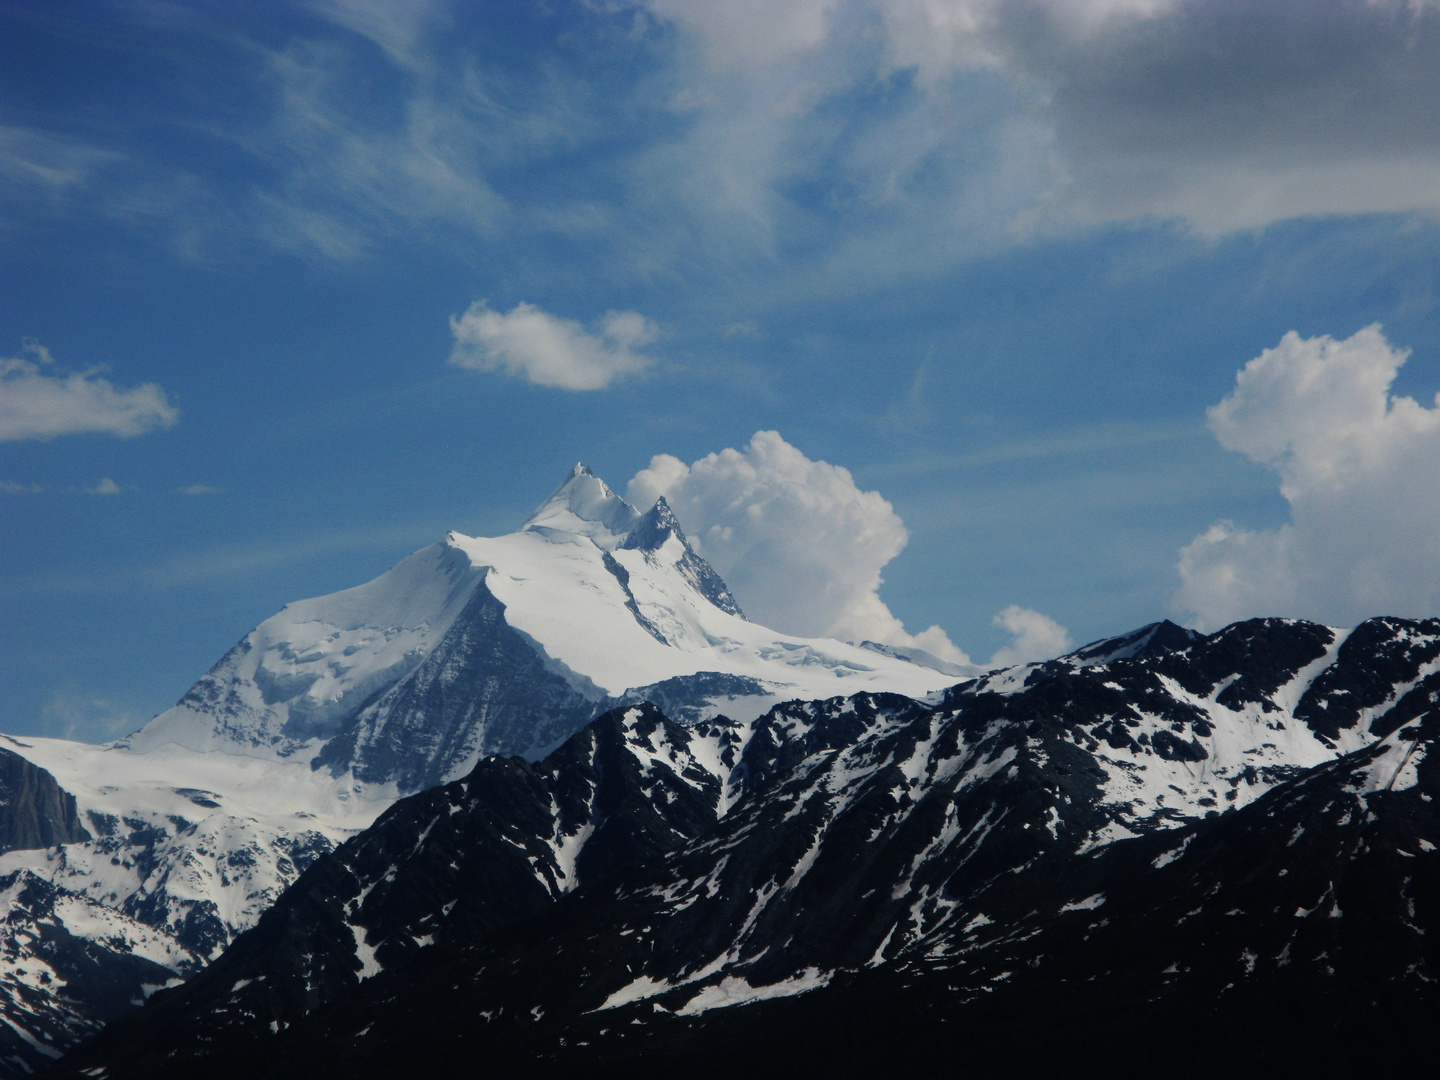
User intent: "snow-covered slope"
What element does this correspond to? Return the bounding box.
[0,868,194,1076]
[123,538,489,759]
[4,461,953,966]
[27,466,1440,1077]
[0,735,391,1071]
[125,464,964,790]
[0,737,389,958]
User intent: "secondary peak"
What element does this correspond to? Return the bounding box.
[523,463,642,547]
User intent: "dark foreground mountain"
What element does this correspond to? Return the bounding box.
[51,616,1440,1078]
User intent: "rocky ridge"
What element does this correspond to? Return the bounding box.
[51,615,1440,1077]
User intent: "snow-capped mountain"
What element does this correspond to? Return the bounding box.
[52,616,1440,1078]
[0,464,963,1074]
[127,464,960,791]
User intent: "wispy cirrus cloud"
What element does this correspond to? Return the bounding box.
[3,522,433,598]
[636,0,1440,242]
[40,689,146,742]
[8,1,1440,278]
[0,124,119,200]
[0,341,178,442]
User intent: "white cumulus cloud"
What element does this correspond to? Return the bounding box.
[628,430,1071,668]
[0,341,178,441]
[988,604,1074,667]
[448,302,656,391]
[1174,325,1440,630]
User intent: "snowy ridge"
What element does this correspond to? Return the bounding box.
[123,462,964,785]
[123,538,489,758]
[1061,619,1203,667]
[0,740,391,1075]
[521,463,641,547]
[55,702,740,1052]
[0,738,392,956]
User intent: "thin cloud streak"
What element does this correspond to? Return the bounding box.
[3,524,438,598]
[865,418,1206,479]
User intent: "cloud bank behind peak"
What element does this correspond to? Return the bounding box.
[629,430,1071,668]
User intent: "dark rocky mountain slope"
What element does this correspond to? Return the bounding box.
[50,616,1440,1078]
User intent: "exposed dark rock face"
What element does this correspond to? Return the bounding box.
[611,672,770,725]
[621,497,745,618]
[309,568,770,794]
[1151,616,1336,708]
[50,617,1440,1079]
[312,577,605,790]
[0,747,89,855]
[1295,616,1440,740]
[51,704,729,1073]
[1064,618,1203,665]
[600,551,671,643]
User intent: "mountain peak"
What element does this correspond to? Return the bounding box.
[620,496,684,553]
[523,464,642,547]
[621,496,746,619]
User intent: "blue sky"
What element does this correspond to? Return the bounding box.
[5,0,1440,740]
